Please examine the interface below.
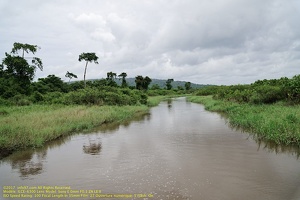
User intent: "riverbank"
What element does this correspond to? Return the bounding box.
[0,95,178,159]
[0,104,149,159]
[187,96,300,146]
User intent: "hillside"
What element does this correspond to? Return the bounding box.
[90,78,209,89]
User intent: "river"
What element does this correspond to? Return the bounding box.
[1,97,300,200]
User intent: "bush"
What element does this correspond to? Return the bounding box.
[10,94,32,106]
[54,86,148,106]
[0,97,12,106]
[30,91,44,103]
[285,74,300,103]
[42,92,64,104]
[249,85,285,104]
[194,86,220,96]
[195,76,299,104]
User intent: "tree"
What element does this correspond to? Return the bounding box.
[32,75,66,94]
[185,82,192,90]
[11,42,39,58]
[106,71,117,81]
[118,72,128,88]
[65,71,78,82]
[143,76,152,90]
[166,79,174,90]
[1,42,43,96]
[106,71,117,87]
[78,52,99,88]
[135,75,152,90]
[11,42,43,71]
[135,75,144,90]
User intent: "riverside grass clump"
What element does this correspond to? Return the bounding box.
[0,104,148,157]
[187,96,300,146]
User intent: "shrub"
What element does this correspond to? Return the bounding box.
[10,94,32,106]
[285,74,300,103]
[0,97,12,106]
[43,92,64,104]
[249,85,285,104]
[30,91,44,103]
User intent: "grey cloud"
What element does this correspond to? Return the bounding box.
[1,0,300,85]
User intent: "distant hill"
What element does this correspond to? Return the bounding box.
[116,78,210,89]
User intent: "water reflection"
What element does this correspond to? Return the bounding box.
[91,113,151,134]
[83,142,102,155]
[255,138,300,158]
[227,126,300,158]
[167,99,173,110]
[8,149,46,179]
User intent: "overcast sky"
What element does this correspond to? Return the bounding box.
[1,0,300,85]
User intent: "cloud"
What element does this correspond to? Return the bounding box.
[0,0,300,85]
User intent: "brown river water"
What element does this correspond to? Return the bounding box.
[1,97,300,200]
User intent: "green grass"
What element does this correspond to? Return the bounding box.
[0,104,149,157]
[187,96,300,146]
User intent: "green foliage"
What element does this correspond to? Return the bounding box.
[194,75,300,104]
[135,75,152,90]
[30,91,44,103]
[54,86,147,106]
[10,94,32,106]
[65,71,78,82]
[0,97,12,106]
[11,42,39,57]
[1,43,43,97]
[150,84,161,90]
[42,92,64,104]
[31,75,67,94]
[78,52,99,63]
[68,81,85,91]
[249,85,284,104]
[284,74,300,103]
[194,85,222,96]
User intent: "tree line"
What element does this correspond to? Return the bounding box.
[195,76,300,104]
[0,42,192,106]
